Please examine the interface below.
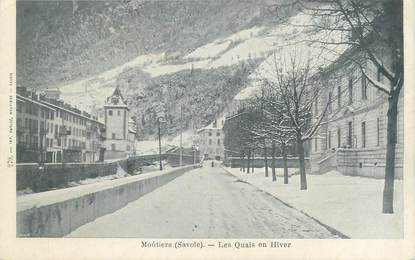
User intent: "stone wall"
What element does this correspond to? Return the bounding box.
[17,165,197,237]
[16,154,171,192]
[17,162,118,192]
[336,147,403,179]
[225,157,310,169]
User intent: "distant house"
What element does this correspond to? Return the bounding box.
[197,114,225,161]
[104,86,137,160]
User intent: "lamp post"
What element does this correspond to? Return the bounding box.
[179,104,183,167]
[156,110,166,171]
[158,117,163,171]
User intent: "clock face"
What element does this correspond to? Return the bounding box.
[111,97,119,105]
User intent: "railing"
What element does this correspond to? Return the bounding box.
[16,153,199,193]
[317,150,337,174]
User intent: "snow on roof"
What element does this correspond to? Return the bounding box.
[105,86,128,108]
[196,112,227,132]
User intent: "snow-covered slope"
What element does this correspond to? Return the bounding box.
[59,7,347,112]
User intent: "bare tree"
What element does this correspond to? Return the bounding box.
[271,0,403,212]
[245,86,296,183]
[264,52,330,190]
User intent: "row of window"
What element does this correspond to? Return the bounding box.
[40,108,54,120]
[65,126,86,138]
[21,101,39,116]
[316,118,381,151]
[207,132,221,137]
[208,139,221,145]
[22,135,38,148]
[108,110,124,116]
[59,110,88,126]
[315,70,386,115]
[19,101,92,127]
[24,118,38,132]
[20,117,99,143]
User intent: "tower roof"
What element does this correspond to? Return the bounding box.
[105,86,128,108]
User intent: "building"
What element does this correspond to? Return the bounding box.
[16,87,105,163]
[16,89,55,163]
[103,86,136,159]
[197,114,225,161]
[39,94,105,163]
[310,46,404,178]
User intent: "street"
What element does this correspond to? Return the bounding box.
[67,163,339,238]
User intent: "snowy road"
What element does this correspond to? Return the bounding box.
[68,165,339,238]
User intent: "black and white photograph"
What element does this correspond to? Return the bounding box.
[3,0,414,258]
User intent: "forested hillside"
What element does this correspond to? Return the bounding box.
[121,61,257,138]
[17,0,297,138]
[17,0,280,88]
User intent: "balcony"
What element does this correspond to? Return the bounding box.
[66,145,83,151]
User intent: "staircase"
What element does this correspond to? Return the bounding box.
[317,149,337,174]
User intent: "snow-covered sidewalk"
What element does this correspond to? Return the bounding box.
[223,167,403,239]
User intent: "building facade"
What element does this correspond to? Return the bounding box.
[310,48,404,179]
[16,90,55,163]
[103,86,136,160]
[197,115,225,161]
[16,87,105,163]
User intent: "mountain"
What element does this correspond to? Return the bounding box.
[17,0,301,139]
[17,0,286,88]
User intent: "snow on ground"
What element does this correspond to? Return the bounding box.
[224,167,403,239]
[67,164,132,187]
[142,59,211,78]
[68,165,338,238]
[16,188,33,196]
[17,165,189,212]
[223,26,265,42]
[184,40,231,59]
[57,53,165,111]
[135,129,197,155]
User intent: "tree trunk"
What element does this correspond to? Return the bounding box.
[282,143,289,184]
[242,150,245,172]
[297,135,307,190]
[382,94,399,214]
[247,148,251,174]
[240,150,243,172]
[272,142,276,182]
[264,143,269,178]
[251,148,255,173]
